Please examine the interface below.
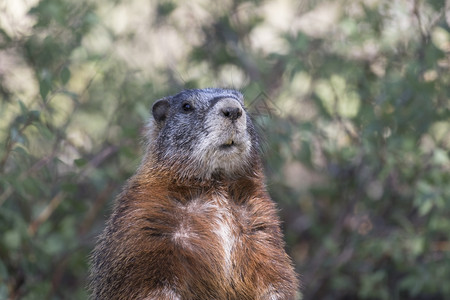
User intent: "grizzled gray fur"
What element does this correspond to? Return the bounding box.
[144,88,260,180]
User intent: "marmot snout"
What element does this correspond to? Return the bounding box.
[214,98,246,148]
[90,88,299,299]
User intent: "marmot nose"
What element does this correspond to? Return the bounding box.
[221,106,242,121]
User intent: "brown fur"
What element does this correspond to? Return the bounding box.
[90,90,299,299]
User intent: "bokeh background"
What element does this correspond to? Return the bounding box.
[1,0,450,299]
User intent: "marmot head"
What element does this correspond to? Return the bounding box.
[145,88,260,181]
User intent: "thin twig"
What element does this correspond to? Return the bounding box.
[28,192,65,236]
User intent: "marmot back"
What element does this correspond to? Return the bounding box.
[89,88,299,299]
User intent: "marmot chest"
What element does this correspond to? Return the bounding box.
[167,194,241,276]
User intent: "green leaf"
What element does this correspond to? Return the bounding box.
[157,2,176,16]
[18,100,28,114]
[29,110,41,122]
[61,66,71,85]
[39,79,51,101]
[74,158,88,167]
[428,0,445,11]
[4,230,21,250]
[432,148,449,165]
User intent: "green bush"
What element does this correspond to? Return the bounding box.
[1,0,449,299]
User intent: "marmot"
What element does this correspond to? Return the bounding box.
[89,88,299,299]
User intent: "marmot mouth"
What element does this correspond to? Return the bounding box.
[219,139,236,149]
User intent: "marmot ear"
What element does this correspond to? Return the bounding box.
[152,98,170,123]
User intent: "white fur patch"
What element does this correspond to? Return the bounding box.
[172,224,191,244]
[211,196,235,276]
[172,196,236,278]
[145,286,181,300]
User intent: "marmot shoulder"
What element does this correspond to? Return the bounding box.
[89,88,299,299]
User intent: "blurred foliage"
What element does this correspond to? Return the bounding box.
[1,0,449,299]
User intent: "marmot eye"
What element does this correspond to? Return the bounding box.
[182,102,193,112]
